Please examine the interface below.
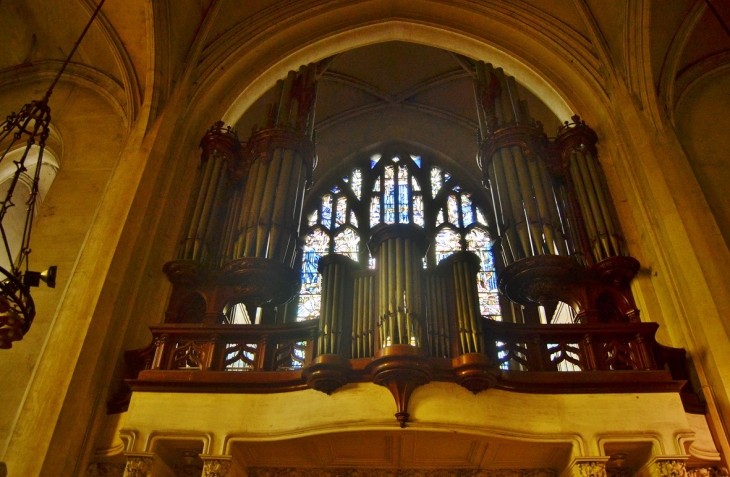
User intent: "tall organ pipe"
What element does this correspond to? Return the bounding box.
[474,61,574,266]
[369,224,429,348]
[555,116,627,264]
[178,122,240,267]
[227,64,318,266]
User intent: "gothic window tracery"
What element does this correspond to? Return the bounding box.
[296,151,501,322]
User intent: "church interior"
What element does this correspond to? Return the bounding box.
[0,1,729,476]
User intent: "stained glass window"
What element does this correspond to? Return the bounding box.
[298,228,329,321]
[334,228,359,261]
[431,167,442,199]
[321,194,332,229]
[351,168,362,200]
[298,151,502,323]
[435,228,461,263]
[336,196,347,227]
[466,228,501,320]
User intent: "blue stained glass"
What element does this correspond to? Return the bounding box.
[431,167,442,198]
[370,154,382,168]
[436,209,444,226]
[384,165,395,224]
[444,172,451,182]
[298,228,330,321]
[465,227,500,320]
[350,210,358,228]
[370,196,381,228]
[447,195,459,225]
[398,165,409,223]
[351,169,362,200]
[411,155,422,168]
[373,180,380,192]
[453,185,462,192]
[331,186,340,193]
[321,194,332,229]
[412,176,421,192]
[368,256,376,269]
[435,228,461,263]
[342,175,349,183]
[307,210,318,227]
[461,194,474,226]
[476,207,487,225]
[392,156,400,163]
[413,195,424,227]
[336,196,347,227]
[334,228,360,260]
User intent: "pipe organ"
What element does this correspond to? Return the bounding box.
[162,64,317,325]
[142,58,673,426]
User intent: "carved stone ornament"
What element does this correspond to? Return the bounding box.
[577,462,607,477]
[655,461,687,477]
[85,463,126,477]
[246,469,556,477]
[202,459,232,477]
[124,456,154,477]
[687,468,729,477]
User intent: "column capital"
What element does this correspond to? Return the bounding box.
[562,457,610,477]
[200,455,245,477]
[123,453,174,477]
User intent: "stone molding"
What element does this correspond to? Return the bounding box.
[246,469,556,477]
[686,468,729,477]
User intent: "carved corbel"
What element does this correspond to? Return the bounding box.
[200,455,246,477]
[123,453,174,477]
[365,345,432,427]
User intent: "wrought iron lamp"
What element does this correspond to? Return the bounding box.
[0,0,106,349]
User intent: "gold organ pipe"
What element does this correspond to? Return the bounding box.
[378,243,386,347]
[525,151,556,255]
[494,68,512,125]
[388,239,396,344]
[505,76,522,124]
[510,145,542,255]
[464,262,482,353]
[438,275,450,356]
[453,263,469,353]
[179,159,207,259]
[183,156,216,258]
[255,149,284,257]
[574,151,609,259]
[277,71,296,127]
[499,148,531,258]
[538,161,568,256]
[282,156,305,261]
[569,152,601,260]
[268,150,296,262]
[395,237,404,343]
[191,155,225,261]
[366,275,374,355]
[242,154,269,257]
[234,159,260,257]
[330,263,341,354]
[584,151,621,255]
[353,275,361,358]
[201,164,230,265]
[490,157,516,263]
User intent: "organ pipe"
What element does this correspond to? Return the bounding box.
[474,61,571,266]
[369,224,429,348]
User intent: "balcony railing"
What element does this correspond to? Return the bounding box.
[115,318,697,409]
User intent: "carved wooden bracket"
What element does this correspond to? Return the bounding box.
[303,353,351,395]
[452,352,499,393]
[365,345,433,427]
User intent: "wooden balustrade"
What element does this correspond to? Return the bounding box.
[117,318,695,413]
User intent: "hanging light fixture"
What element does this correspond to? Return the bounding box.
[0,0,106,349]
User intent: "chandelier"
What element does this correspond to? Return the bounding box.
[0,0,106,349]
